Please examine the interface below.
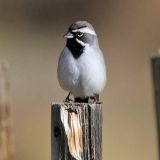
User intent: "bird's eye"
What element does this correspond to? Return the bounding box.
[77,32,83,37]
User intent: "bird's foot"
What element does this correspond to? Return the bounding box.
[64,97,73,102]
[64,92,73,103]
[88,94,100,103]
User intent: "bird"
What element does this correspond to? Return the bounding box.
[57,21,106,103]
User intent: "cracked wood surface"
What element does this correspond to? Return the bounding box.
[51,103,102,160]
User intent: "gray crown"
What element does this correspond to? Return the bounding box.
[69,21,95,31]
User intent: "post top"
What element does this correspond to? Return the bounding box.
[51,102,102,106]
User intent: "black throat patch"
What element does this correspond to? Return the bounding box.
[66,38,84,59]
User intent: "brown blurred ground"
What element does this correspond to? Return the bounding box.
[0,0,160,160]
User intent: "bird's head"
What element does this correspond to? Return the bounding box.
[64,21,98,47]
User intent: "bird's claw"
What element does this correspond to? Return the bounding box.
[88,94,100,103]
[64,92,73,103]
[64,97,73,103]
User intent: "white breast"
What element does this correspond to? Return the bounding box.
[57,47,79,92]
[57,46,106,97]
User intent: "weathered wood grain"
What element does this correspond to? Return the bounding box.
[51,103,102,160]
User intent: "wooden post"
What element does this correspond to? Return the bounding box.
[0,62,14,160]
[151,54,160,160]
[51,103,102,160]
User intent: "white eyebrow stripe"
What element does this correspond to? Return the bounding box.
[72,27,96,35]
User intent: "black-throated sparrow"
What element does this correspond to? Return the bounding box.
[57,21,106,103]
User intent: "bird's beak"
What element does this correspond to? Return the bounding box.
[63,32,74,39]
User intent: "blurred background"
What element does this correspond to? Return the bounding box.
[0,0,160,160]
